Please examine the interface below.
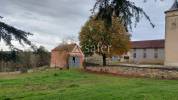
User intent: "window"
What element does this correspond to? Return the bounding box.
[154,49,158,59]
[143,49,147,58]
[143,53,147,58]
[133,49,136,58]
[133,53,136,58]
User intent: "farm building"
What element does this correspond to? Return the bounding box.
[128,39,165,64]
[50,43,84,68]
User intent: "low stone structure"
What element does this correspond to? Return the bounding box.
[86,66,178,79]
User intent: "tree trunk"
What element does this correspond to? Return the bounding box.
[102,54,106,66]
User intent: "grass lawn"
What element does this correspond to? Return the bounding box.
[1,69,178,100]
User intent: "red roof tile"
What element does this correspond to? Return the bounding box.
[131,39,165,49]
[52,43,77,52]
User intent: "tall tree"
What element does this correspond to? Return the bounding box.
[79,16,130,66]
[92,0,155,30]
[0,16,33,49]
[35,46,50,67]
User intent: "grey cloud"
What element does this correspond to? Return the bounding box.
[0,0,95,50]
[131,0,173,40]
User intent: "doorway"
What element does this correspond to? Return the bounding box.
[68,56,80,68]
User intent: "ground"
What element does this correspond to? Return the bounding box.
[1,69,178,100]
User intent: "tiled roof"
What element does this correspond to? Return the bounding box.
[131,39,165,49]
[52,43,77,52]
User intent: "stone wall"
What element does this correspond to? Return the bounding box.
[85,66,178,79]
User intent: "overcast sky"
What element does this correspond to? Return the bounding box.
[0,0,175,51]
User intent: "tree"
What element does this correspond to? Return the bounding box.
[0,16,33,49]
[92,0,155,30]
[35,46,50,67]
[79,16,130,66]
[19,51,32,73]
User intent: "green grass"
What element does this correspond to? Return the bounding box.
[1,69,178,100]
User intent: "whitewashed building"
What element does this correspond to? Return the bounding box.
[128,40,165,64]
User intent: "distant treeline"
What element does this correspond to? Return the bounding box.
[0,46,50,72]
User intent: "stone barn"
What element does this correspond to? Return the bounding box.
[50,43,84,69]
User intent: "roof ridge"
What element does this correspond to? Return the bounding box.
[52,43,77,51]
[132,39,165,42]
[131,39,165,49]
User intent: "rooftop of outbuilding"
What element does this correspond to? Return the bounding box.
[52,43,77,52]
[131,39,165,49]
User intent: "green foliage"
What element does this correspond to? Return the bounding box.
[34,46,50,67]
[18,51,32,70]
[0,16,34,49]
[0,46,50,72]
[92,0,155,30]
[0,50,18,62]
[79,18,106,56]
[79,17,130,65]
[1,69,178,100]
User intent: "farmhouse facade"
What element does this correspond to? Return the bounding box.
[128,40,165,64]
[50,43,84,68]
